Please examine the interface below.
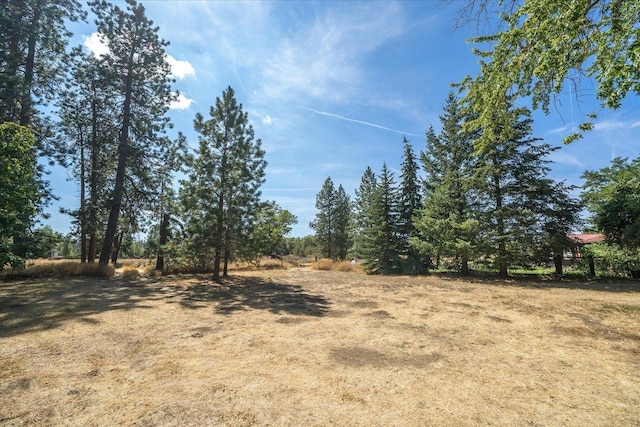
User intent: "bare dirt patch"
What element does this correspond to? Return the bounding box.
[1,268,640,426]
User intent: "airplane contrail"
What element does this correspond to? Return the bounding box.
[302,107,420,137]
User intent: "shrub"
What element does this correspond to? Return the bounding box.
[120,265,139,279]
[575,243,638,277]
[312,258,334,271]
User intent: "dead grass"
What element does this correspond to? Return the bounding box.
[312,258,364,273]
[0,261,114,280]
[1,269,639,426]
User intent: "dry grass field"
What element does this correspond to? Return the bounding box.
[1,267,640,426]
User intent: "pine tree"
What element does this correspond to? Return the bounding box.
[351,167,376,260]
[413,92,478,274]
[89,0,176,266]
[57,50,118,262]
[474,103,571,277]
[333,185,352,260]
[361,164,402,274]
[0,0,85,125]
[310,177,338,259]
[398,137,423,273]
[180,86,266,281]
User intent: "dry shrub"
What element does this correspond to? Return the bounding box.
[0,262,114,280]
[311,259,364,273]
[120,265,139,280]
[334,261,355,272]
[259,258,287,270]
[312,258,334,270]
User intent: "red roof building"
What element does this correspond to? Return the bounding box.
[567,233,606,244]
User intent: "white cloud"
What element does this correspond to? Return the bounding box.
[83,32,109,58]
[262,115,272,125]
[548,151,585,168]
[594,120,636,131]
[170,93,195,110]
[166,55,196,79]
[260,3,406,103]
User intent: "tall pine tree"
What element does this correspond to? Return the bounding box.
[413,92,478,274]
[398,137,423,273]
[180,86,266,281]
[474,103,575,277]
[350,167,376,260]
[89,0,176,266]
[360,164,402,274]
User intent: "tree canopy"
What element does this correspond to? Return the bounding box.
[459,0,640,146]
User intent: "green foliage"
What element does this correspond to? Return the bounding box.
[582,157,640,248]
[179,86,266,279]
[0,123,47,267]
[360,164,402,274]
[350,167,377,260]
[0,0,86,125]
[460,0,640,146]
[252,201,298,257]
[413,92,478,274]
[398,137,423,273]
[89,0,176,265]
[283,235,317,257]
[575,243,639,278]
[310,177,351,260]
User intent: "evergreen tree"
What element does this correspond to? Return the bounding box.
[310,177,338,259]
[334,185,352,260]
[398,136,423,273]
[89,0,176,266]
[361,164,402,274]
[474,103,572,277]
[413,93,478,274]
[179,86,266,281]
[0,0,85,125]
[351,167,376,260]
[56,50,118,262]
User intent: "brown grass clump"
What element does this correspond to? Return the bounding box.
[312,259,364,273]
[120,265,139,279]
[312,258,334,270]
[0,262,114,280]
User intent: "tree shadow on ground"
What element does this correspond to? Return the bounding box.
[433,271,640,293]
[174,275,331,316]
[0,274,331,338]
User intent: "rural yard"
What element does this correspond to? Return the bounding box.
[1,267,640,426]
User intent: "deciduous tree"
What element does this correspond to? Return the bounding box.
[457,0,640,145]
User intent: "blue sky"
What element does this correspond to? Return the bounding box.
[44,0,640,237]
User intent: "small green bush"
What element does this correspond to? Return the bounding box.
[575,243,638,277]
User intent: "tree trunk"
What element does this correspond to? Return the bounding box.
[553,253,563,276]
[79,128,87,263]
[461,253,469,275]
[212,190,224,282]
[111,230,124,265]
[88,84,100,263]
[155,213,169,271]
[19,1,43,127]
[223,248,229,277]
[99,55,134,266]
[493,171,507,278]
[588,255,596,277]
